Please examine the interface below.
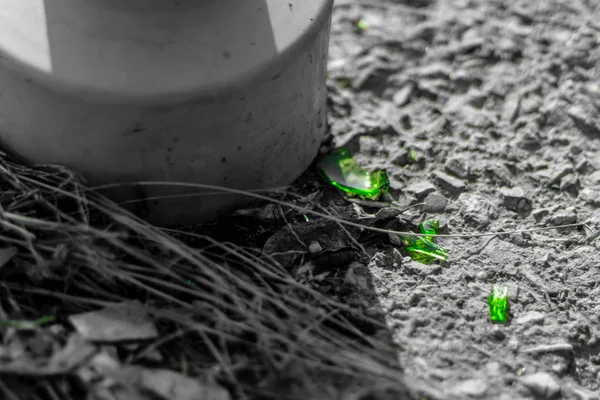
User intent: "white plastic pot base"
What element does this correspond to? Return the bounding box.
[0,0,333,226]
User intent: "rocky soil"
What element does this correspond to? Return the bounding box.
[315,0,600,398]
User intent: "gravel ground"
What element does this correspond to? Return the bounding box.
[319,0,600,398]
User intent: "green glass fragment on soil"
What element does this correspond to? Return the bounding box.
[401,218,447,265]
[357,19,370,30]
[316,148,390,200]
[402,235,448,264]
[488,285,509,323]
[419,219,440,239]
[0,315,55,330]
[409,148,418,162]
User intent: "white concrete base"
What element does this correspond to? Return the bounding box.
[0,0,333,226]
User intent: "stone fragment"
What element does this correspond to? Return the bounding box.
[457,193,498,228]
[450,378,489,398]
[546,165,574,187]
[308,241,323,254]
[432,171,467,196]
[488,326,506,341]
[499,186,532,214]
[502,92,520,123]
[521,372,561,399]
[417,62,452,80]
[580,187,600,207]
[559,174,580,195]
[518,132,542,151]
[548,207,577,226]
[422,193,448,213]
[444,157,470,179]
[406,181,436,200]
[391,149,416,166]
[514,311,545,326]
[392,84,414,107]
[532,208,550,222]
[567,105,600,136]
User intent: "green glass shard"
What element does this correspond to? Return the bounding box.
[402,235,448,265]
[419,219,440,239]
[335,77,352,89]
[488,285,509,323]
[357,19,370,30]
[316,148,390,200]
[409,148,418,162]
[0,315,55,330]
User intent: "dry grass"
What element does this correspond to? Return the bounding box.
[0,151,423,400]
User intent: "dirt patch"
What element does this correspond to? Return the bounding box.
[321,0,600,398]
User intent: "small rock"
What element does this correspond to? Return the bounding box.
[417,62,452,80]
[520,95,542,114]
[548,207,577,226]
[508,338,520,352]
[466,91,487,109]
[514,311,545,326]
[503,92,520,123]
[358,136,382,156]
[532,208,551,221]
[457,193,498,228]
[406,181,436,200]
[559,174,580,196]
[450,378,489,398]
[569,384,600,400]
[567,105,600,136]
[546,165,574,187]
[580,187,600,206]
[464,109,495,130]
[444,157,471,179]
[432,171,467,196]
[488,326,506,341]
[391,149,415,166]
[552,362,568,375]
[518,132,542,151]
[521,372,561,399]
[308,241,323,254]
[422,192,448,213]
[392,84,414,107]
[476,270,488,281]
[499,186,532,214]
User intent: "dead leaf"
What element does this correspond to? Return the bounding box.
[0,332,96,376]
[69,301,158,342]
[99,364,230,400]
[139,368,231,400]
[0,246,18,270]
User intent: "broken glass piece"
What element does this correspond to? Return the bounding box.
[0,315,55,331]
[420,219,440,239]
[409,148,418,162]
[357,19,369,30]
[402,235,448,265]
[316,148,390,200]
[488,285,509,323]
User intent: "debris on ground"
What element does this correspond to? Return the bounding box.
[316,147,390,200]
[69,301,159,342]
[487,285,510,324]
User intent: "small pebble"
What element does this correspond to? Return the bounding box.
[489,326,506,341]
[307,241,323,254]
[521,372,561,399]
[499,186,532,213]
[476,270,488,281]
[422,192,448,213]
[450,378,489,398]
[432,171,467,195]
[514,311,545,326]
